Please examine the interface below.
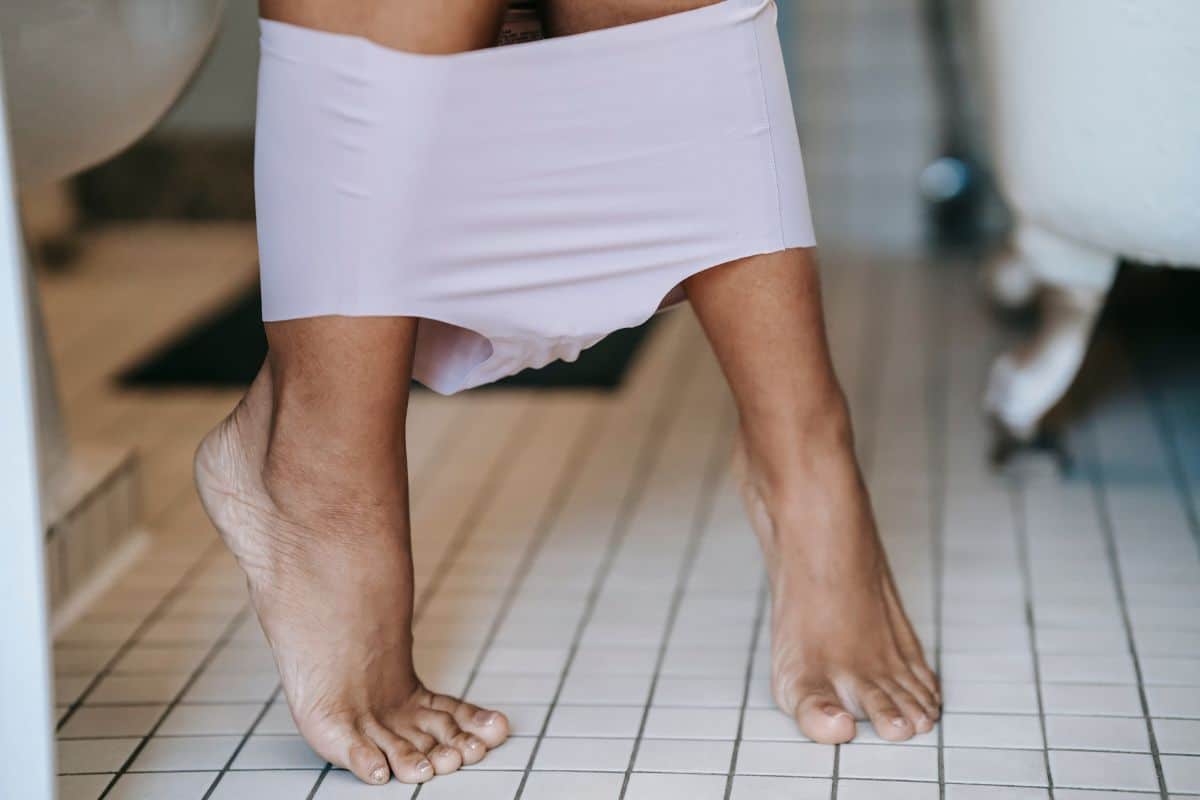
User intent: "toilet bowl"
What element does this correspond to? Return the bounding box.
[1,0,224,476]
[0,5,222,793]
[976,0,1200,439]
[2,0,225,511]
[0,0,224,186]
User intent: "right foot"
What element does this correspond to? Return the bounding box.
[194,370,509,785]
[732,427,940,745]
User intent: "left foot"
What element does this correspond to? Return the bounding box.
[734,424,940,743]
[194,372,510,785]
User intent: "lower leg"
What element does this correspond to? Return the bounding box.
[214,2,513,785]
[195,318,509,785]
[684,248,940,743]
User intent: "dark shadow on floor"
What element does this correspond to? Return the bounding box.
[117,285,658,392]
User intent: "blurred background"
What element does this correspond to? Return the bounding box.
[22,0,1002,258]
[4,2,1198,798]
[14,0,1025,409]
[17,0,1018,401]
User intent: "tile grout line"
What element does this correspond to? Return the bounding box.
[409,400,609,799]
[200,683,286,800]
[305,763,333,800]
[722,580,770,800]
[95,604,253,799]
[509,331,702,800]
[52,739,1193,755]
[448,402,608,692]
[407,397,487,508]
[926,261,951,799]
[56,769,1200,790]
[1007,479,1056,799]
[1080,417,1170,799]
[411,398,541,621]
[616,403,736,799]
[52,709,1200,726]
[56,538,230,732]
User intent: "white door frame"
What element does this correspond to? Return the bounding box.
[0,49,57,800]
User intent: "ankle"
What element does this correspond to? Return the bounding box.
[262,444,363,519]
[738,395,857,498]
[261,418,407,545]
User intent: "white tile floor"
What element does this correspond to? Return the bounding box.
[45,247,1200,799]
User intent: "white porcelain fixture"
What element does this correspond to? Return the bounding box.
[976,0,1200,440]
[0,3,222,797]
[1,0,224,185]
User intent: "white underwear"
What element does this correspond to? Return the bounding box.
[256,0,815,394]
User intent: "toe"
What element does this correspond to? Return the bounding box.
[884,582,941,705]
[449,731,489,766]
[391,726,435,755]
[414,708,462,746]
[882,680,934,735]
[392,752,434,784]
[305,718,391,785]
[911,662,942,709]
[343,737,391,785]
[895,670,940,723]
[427,744,463,775]
[362,720,434,784]
[859,681,914,742]
[793,686,856,744]
[898,648,940,706]
[413,708,482,769]
[426,692,510,748]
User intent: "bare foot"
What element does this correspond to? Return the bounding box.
[733,424,940,744]
[194,369,509,784]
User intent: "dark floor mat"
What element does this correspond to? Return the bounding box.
[118,285,658,391]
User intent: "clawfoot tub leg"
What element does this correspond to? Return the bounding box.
[984,224,1118,441]
[983,247,1040,311]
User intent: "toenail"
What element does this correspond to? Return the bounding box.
[823,705,851,720]
[371,766,389,784]
[465,737,483,751]
[416,760,432,775]
[474,710,498,726]
[892,717,908,728]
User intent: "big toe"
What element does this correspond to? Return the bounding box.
[310,721,391,785]
[794,690,856,744]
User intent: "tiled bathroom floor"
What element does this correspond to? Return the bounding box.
[44,231,1200,799]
